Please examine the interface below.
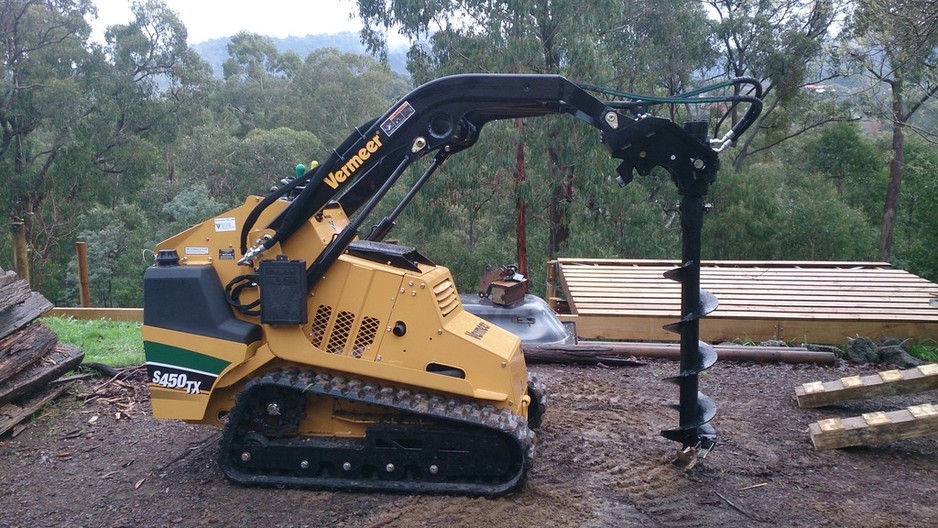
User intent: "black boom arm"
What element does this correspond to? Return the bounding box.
[238,74,758,268]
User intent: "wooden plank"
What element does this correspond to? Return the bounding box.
[808,404,938,450]
[556,258,892,268]
[0,292,53,341]
[0,278,32,313]
[0,323,58,382]
[562,313,938,344]
[565,284,936,296]
[46,307,143,322]
[573,305,938,321]
[0,344,84,406]
[795,364,938,408]
[572,299,936,313]
[0,382,73,437]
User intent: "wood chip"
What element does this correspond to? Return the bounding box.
[88,415,98,424]
[134,477,146,489]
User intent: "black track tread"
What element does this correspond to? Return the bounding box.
[219,367,535,496]
[527,371,547,429]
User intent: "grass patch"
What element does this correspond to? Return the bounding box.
[43,316,144,368]
[908,340,938,363]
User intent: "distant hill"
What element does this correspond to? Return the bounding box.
[192,32,409,77]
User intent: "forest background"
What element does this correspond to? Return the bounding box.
[1,0,936,308]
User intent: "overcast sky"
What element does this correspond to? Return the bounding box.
[88,0,367,44]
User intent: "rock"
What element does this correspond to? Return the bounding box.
[759,340,789,347]
[846,337,879,364]
[806,343,846,358]
[876,337,902,347]
[878,345,922,369]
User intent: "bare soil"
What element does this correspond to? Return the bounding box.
[1,360,935,528]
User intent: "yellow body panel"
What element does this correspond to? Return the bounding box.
[144,197,530,434]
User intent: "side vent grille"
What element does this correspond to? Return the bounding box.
[433,279,460,317]
[327,311,355,354]
[310,305,332,347]
[352,316,380,358]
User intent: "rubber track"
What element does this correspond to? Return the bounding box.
[219,367,536,496]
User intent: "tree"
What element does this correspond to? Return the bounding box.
[354,1,760,294]
[0,0,94,290]
[705,0,850,168]
[1,0,212,300]
[220,32,299,135]
[797,120,885,220]
[846,0,938,261]
[292,48,410,149]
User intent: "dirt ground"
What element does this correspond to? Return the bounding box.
[1,359,935,528]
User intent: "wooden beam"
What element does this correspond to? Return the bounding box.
[11,222,29,285]
[46,307,143,322]
[808,404,938,450]
[0,382,73,437]
[561,313,938,344]
[0,292,52,341]
[0,323,58,381]
[76,242,91,308]
[796,364,938,408]
[0,344,83,406]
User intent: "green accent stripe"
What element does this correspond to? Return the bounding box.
[144,341,231,375]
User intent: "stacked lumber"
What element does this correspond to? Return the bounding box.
[549,259,938,344]
[0,268,83,436]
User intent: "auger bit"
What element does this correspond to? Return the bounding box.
[608,118,720,462]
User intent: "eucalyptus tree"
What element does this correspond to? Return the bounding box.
[705,0,849,168]
[1,0,211,300]
[846,0,938,261]
[354,1,720,293]
[0,0,95,290]
[220,32,301,135]
[292,48,410,150]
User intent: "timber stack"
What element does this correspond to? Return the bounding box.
[0,267,83,436]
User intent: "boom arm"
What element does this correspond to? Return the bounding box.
[238,74,759,276]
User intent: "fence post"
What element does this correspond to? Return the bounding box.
[76,241,91,307]
[11,221,29,284]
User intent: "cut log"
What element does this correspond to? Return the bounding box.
[0,323,58,382]
[0,291,53,341]
[0,344,84,406]
[0,381,73,436]
[522,341,836,365]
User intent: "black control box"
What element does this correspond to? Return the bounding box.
[259,256,308,325]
